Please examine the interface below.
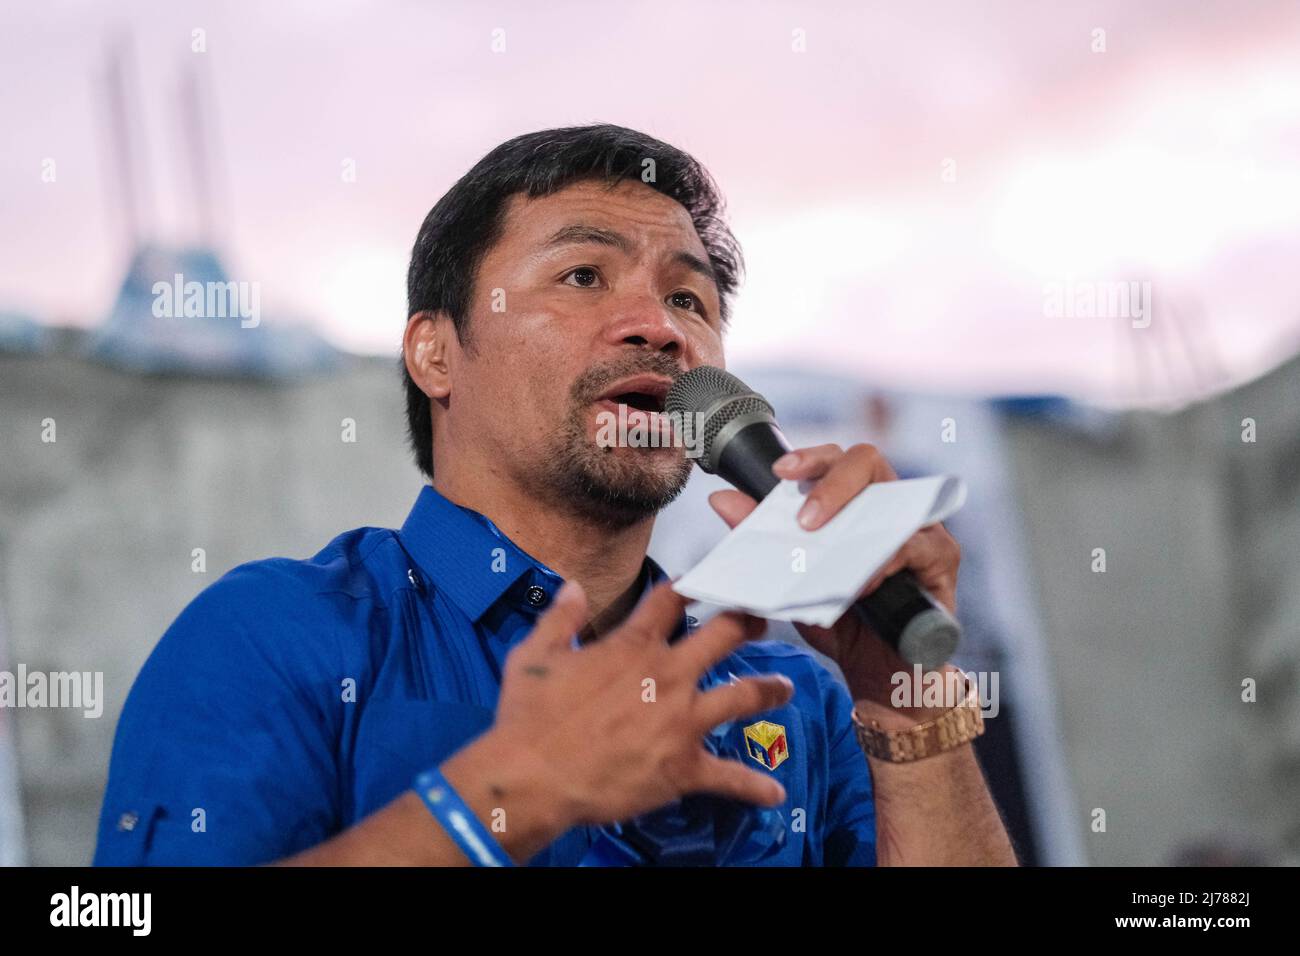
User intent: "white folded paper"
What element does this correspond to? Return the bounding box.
[673,475,967,627]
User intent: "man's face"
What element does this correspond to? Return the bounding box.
[447,178,726,528]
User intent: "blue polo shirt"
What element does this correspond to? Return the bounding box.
[93,485,877,866]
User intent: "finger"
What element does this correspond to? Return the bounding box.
[900,528,960,610]
[859,531,958,610]
[687,752,787,807]
[611,580,689,648]
[861,542,925,599]
[860,562,897,597]
[521,580,589,654]
[692,674,795,733]
[707,489,758,529]
[671,609,767,677]
[794,443,898,531]
[770,443,843,481]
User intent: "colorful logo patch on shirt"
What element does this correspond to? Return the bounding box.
[743,720,789,771]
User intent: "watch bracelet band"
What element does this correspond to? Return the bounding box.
[851,673,985,762]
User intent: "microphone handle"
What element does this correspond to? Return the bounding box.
[714,421,961,671]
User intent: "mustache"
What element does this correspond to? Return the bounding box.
[571,353,685,404]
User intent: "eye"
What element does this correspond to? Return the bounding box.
[562,266,603,289]
[669,290,705,315]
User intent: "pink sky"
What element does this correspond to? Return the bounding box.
[3,0,1299,405]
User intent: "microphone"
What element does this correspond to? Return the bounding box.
[665,365,961,670]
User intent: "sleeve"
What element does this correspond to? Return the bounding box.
[93,562,344,866]
[819,667,879,867]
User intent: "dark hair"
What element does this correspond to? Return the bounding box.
[401,123,744,479]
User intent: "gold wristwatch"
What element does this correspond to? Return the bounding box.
[850,674,985,762]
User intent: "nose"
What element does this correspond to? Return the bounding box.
[601,288,688,357]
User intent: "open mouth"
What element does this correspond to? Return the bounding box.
[595,374,672,414]
[592,374,677,446]
[606,390,665,413]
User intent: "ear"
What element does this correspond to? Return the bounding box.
[403,311,454,400]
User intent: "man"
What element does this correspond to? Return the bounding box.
[94,124,1017,866]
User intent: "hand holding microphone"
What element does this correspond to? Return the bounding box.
[665,366,962,672]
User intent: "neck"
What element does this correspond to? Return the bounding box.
[578,559,650,643]
[432,468,654,633]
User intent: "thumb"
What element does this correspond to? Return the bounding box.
[708,489,759,529]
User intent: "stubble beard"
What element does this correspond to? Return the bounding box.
[533,407,694,530]
[531,355,694,530]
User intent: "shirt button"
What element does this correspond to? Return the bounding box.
[526,585,548,608]
[407,568,424,591]
[117,811,139,832]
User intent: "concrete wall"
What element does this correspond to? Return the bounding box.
[1003,357,1300,864]
[1,351,419,864]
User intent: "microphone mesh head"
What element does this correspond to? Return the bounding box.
[665,366,775,472]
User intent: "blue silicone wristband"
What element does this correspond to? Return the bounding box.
[413,767,515,867]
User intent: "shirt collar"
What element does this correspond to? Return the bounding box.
[397,484,683,636]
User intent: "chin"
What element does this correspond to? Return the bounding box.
[550,448,693,528]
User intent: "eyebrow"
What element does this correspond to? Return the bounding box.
[538,223,719,287]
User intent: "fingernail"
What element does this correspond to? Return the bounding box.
[773,452,800,471]
[797,499,821,529]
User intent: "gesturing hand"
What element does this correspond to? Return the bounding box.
[491,579,795,830]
